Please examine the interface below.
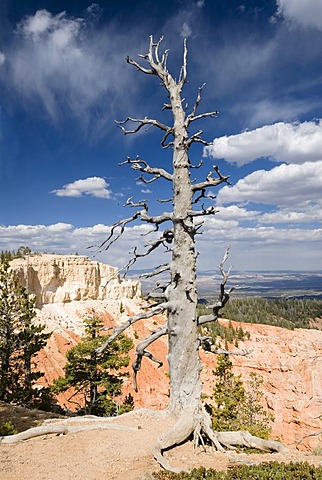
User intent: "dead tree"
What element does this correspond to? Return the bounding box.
[96,36,287,471]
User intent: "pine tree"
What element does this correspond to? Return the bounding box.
[0,258,51,408]
[209,354,245,432]
[53,317,134,416]
[208,355,273,439]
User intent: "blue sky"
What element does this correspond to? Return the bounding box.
[0,0,322,272]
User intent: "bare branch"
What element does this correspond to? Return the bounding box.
[188,111,219,124]
[186,129,214,147]
[197,246,233,326]
[140,210,173,225]
[192,188,216,205]
[161,129,174,149]
[157,198,173,203]
[139,263,170,279]
[145,282,171,303]
[189,159,203,169]
[192,165,230,192]
[162,103,172,111]
[96,303,168,355]
[184,83,218,128]
[186,83,206,124]
[123,195,148,210]
[189,205,219,217]
[122,229,173,275]
[116,116,170,135]
[132,325,168,391]
[121,156,172,182]
[178,38,188,88]
[126,55,154,75]
[141,225,160,237]
[88,210,141,253]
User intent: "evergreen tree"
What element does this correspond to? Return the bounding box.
[53,317,134,416]
[238,372,273,439]
[207,354,273,439]
[209,354,245,431]
[0,258,51,408]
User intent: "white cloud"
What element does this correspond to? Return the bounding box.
[0,52,6,66]
[51,177,112,199]
[205,120,322,166]
[141,188,152,194]
[214,205,260,221]
[276,0,322,30]
[260,204,322,225]
[217,161,322,207]
[1,220,321,271]
[2,9,133,133]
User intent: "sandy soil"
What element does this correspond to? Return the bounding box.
[1,407,322,480]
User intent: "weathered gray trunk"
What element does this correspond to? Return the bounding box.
[167,84,201,414]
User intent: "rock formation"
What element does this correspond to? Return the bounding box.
[10,254,141,307]
[10,254,322,451]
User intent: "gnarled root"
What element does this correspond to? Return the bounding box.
[153,412,198,473]
[153,406,288,472]
[216,430,288,453]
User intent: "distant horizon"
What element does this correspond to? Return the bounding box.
[8,252,322,274]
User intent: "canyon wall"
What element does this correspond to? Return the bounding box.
[10,254,141,307]
[10,254,322,451]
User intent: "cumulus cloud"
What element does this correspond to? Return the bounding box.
[214,205,260,221]
[275,0,322,30]
[205,120,322,166]
[216,161,322,207]
[260,204,322,225]
[51,177,112,199]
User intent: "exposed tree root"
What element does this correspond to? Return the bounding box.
[0,406,287,473]
[152,407,288,473]
[0,408,167,444]
[0,420,137,444]
[216,430,288,453]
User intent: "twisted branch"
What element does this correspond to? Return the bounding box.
[132,325,168,391]
[139,263,170,279]
[192,165,230,192]
[116,116,172,137]
[120,156,172,182]
[192,189,216,205]
[189,205,219,217]
[96,303,168,355]
[197,246,234,326]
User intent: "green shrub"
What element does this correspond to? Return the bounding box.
[0,421,18,436]
[152,462,322,480]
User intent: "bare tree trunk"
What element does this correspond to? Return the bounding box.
[167,85,201,415]
[91,36,287,471]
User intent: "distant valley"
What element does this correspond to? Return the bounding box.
[129,270,322,301]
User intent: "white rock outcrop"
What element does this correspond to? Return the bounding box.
[10,254,141,307]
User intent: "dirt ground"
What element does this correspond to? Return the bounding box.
[1,404,322,480]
